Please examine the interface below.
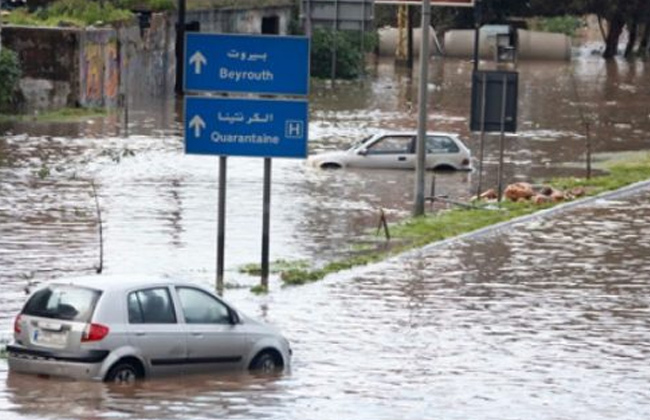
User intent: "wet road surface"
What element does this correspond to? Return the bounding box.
[1,183,649,420]
[1,54,650,418]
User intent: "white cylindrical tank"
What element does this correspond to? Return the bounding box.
[517,29,571,61]
[378,26,438,57]
[443,29,493,59]
[443,28,571,61]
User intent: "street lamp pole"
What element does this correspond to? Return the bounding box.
[413,0,431,217]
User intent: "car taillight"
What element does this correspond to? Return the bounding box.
[82,323,109,342]
[462,158,470,166]
[14,314,22,334]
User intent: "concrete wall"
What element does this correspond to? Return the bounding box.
[186,6,293,34]
[1,13,175,111]
[2,26,81,110]
[79,29,120,108]
[1,4,292,112]
[118,13,176,109]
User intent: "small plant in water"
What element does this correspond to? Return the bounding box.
[250,284,269,295]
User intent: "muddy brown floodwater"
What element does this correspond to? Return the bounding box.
[1,54,650,419]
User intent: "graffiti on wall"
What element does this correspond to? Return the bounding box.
[83,44,103,103]
[81,31,119,107]
[105,43,119,100]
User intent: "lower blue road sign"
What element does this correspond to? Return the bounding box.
[184,96,309,158]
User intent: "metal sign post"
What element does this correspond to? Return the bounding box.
[216,156,227,295]
[183,33,309,292]
[497,74,508,201]
[476,72,487,198]
[403,0,475,216]
[261,159,272,288]
[470,71,518,200]
[413,0,431,217]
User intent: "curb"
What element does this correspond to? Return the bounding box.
[395,178,650,260]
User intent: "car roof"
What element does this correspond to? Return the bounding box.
[366,131,461,140]
[45,275,204,293]
[374,131,460,136]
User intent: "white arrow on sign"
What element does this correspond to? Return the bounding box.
[189,51,207,74]
[189,115,206,138]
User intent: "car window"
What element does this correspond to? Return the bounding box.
[22,286,101,322]
[128,288,177,324]
[349,135,373,151]
[426,136,460,153]
[366,136,413,154]
[176,287,231,324]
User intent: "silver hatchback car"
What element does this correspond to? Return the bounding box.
[8,276,291,383]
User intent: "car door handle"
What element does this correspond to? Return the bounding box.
[191,332,203,337]
[135,332,146,336]
[398,156,406,161]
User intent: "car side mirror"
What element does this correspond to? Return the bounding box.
[229,309,240,325]
[357,149,368,156]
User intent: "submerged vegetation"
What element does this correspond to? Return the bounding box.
[0,107,109,123]
[244,154,650,288]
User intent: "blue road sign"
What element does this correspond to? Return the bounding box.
[185,96,308,158]
[184,33,310,96]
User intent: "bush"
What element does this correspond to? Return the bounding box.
[0,49,21,111]
[47,0,133,25]
[115,0,176,12]
[530,16,583,37]
[310,29,377,80]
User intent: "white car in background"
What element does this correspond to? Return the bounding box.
[308,132,472,170]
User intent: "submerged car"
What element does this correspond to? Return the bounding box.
[308,132,472,170]
[8,276,291,383]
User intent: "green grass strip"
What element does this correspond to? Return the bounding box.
[0,107,109,123]
[274,154,650,287]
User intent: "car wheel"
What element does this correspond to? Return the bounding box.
[320,162,342,169]
[105,361,141,384]
[249,351,282,374]
[432,164,455,171]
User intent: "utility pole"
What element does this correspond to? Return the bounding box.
[0,0,3,54]
[175,0,187,94]
[413,0,431,217]
[473,0,482,71]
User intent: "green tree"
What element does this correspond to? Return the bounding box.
[310,29,377,80]
[0,49,21,112]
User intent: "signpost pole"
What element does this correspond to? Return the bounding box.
[473,0,481,71]
[216,156,227,295]
[261,158,272,290]
[496,74,507,202]
[184,33,310,293]
[407,5,414,70]
[476,71,487,197]
[175,0,187,94]
[305,0,312,37]
[330,0,340,84]
[413,0,431,217]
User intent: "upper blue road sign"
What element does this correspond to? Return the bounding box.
[184,33,310,96]
[185,96,308,159]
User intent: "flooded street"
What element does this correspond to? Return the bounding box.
[1,54,650,419]
[1,177,649,420]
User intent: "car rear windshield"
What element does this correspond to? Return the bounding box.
[22,285,101,322]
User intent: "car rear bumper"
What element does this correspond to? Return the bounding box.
[7,344,109,381]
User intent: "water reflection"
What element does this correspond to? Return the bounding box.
[2,189,650,419]
[1,55,650,419]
